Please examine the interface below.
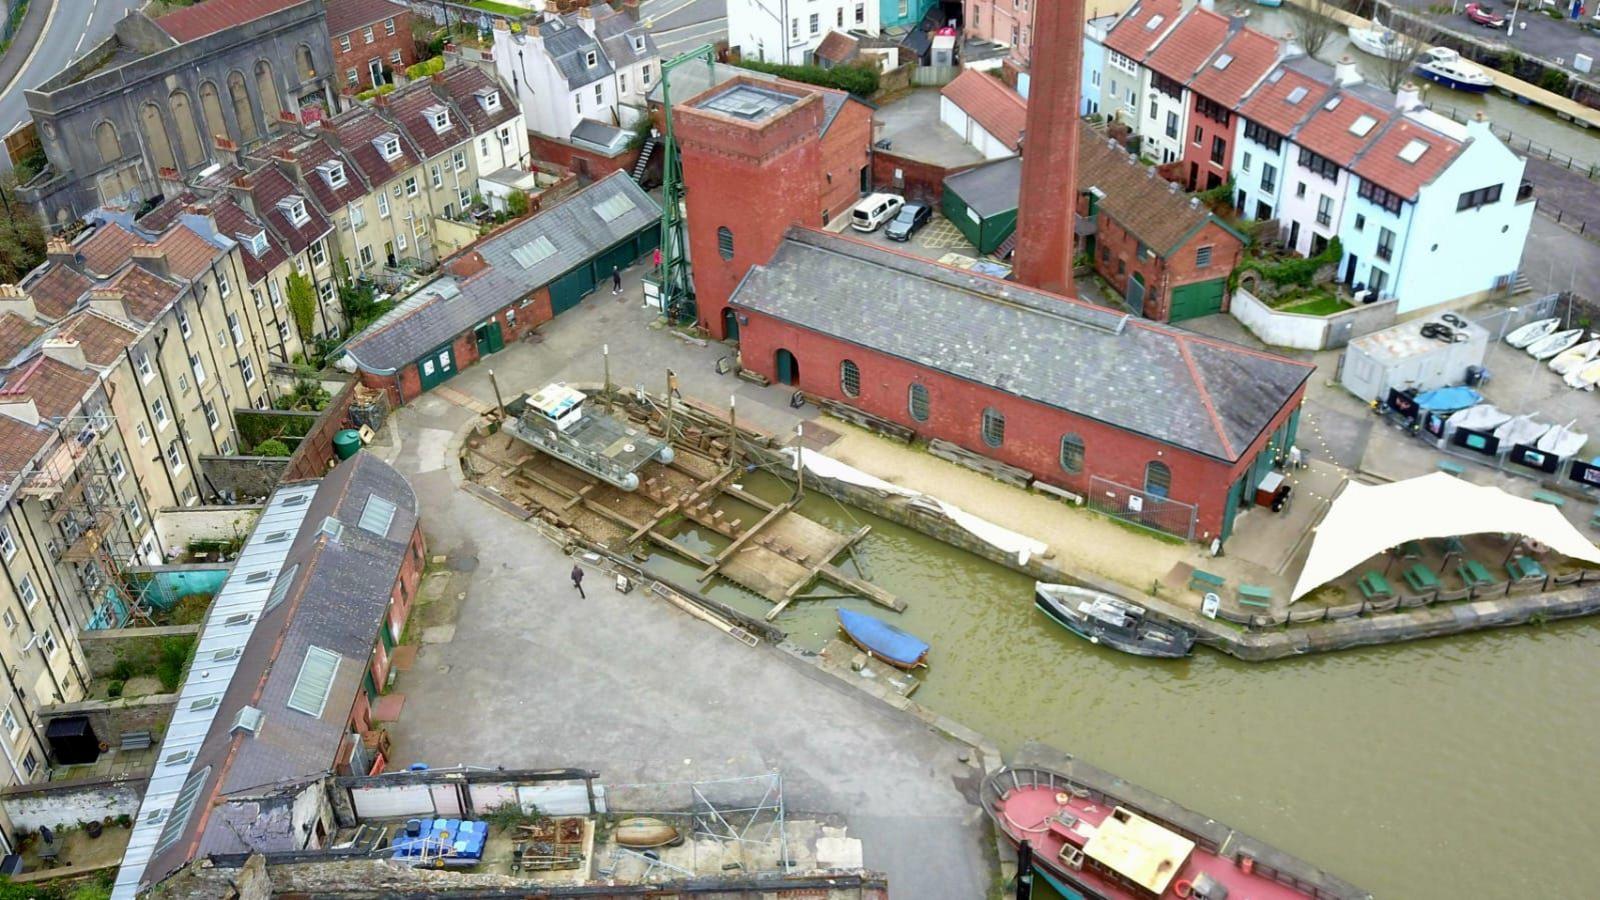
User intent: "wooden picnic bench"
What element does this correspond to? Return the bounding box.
[1189,569,1226,593]
[1457,559,1497,587]
[1358,571,1393,600]
[1532,490,1567,508]
[1237,584,1272,608]
[1437,460,1466,477]
[1433,536,1466,555]
[119,731,153,751]
[1403,564,1440,593]
[1394,540,1423,560]
[1507,557,1547,582]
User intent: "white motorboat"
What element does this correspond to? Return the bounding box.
[1527,328,1586,360]
[1505,317,1560,348]
[1494,414,1550,448]
[1536,420,1588,458]
[1348,21,1410,60]
[1415,47,1493,93]
[1549,339,1600,375]
[1447,403,1511,434]
[1565,358,1600,390]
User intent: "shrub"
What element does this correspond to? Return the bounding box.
[1540,68,1569,94]
[1233,237,1342,290]
[506,190,530,218]
[405,56,446,80]
[110,660,135,682]
[733,59,879,96]
[106,680,123,699]
[155,637,196,693]
[255,438,291,457]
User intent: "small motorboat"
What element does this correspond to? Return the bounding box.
[1536,420,1588,458]
[1505,317,1560,348]
[1527,328,1585,360]
[1566,357,1600,390]
[1447,403,1511,434]
[614,817,683,849]
[1494,414,1550,448]
[836,608,929,669]
[1414,46,1493,93]
[1034,583,1195,659]
[1348,20,1409,60]
[1549,339,1600,375]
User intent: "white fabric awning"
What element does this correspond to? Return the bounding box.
[1291,472,1600,600]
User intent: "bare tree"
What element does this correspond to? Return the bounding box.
[1375,20,1427,94]
[1287,0,1338,58]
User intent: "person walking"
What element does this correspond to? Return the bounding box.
[571,564,585,598]
[611,266,622,295]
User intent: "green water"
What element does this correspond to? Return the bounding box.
[642,472,1600,899]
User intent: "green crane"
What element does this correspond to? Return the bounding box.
[651,44,716,324]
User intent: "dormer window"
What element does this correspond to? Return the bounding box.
[426,105,452,133]
[585,50,598,67]
[374,132,402,161]
[278,196,310,227]
[478,89,501,112]
[318,160,347,189]
[632,35,645,52]
[239,230,269,258]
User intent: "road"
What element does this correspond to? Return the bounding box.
[0,0,142,164]
[1406,0,1598,74]
[640,0,727,59]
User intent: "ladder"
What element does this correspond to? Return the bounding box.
[631,137,657,182]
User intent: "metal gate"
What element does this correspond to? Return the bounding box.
[1088,475,1197,541]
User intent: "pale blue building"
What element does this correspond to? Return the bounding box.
[880,0,937,30]
[1080,14,1117,115]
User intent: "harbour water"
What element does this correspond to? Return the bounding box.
[644,471,1600,899]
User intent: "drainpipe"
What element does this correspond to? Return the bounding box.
[122,346,182,507]
[179,288,228,456]
[9,508,82,698]
[204,256,249,436]
[150,329,208,503]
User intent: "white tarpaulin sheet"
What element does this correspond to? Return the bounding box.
[1291,472,1600,600]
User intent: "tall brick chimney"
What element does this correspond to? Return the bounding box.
[1011,0,1085,297]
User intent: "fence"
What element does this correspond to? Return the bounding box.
[910,65,960,87]
[1087,475,1197,541]
[1429,101,1600,181]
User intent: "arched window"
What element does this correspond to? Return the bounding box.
[717,226,734,260]
[981,407,1005,448]
[296,43,316,79]
[94,121,121,165]
[199,81,227,147]
[228,71,258,142]
[907,383,929,422]
[1060,434,1085,474]
[139,102,176,171]
[839,359,860,397]
[168,89,204,167]
[1144,461,1172,498]
[255,60,282,124]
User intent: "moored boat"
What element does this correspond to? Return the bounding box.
[1414,47,1493,93]
[1034,583,1194,659]
[614,817,682,848]
[836,608,929,669]
[1505,316,1559,348]
[1549,338,1600,375]
[1347,20,1408,60]
[982,743,1372,900]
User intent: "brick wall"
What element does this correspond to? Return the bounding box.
[1183,96,1234,193]
[359,285,553,405]
[735,309,1303,540]
[332,8,417,95]
[78,625,201,681]
[0,774,148,832]
[284,379,359,482]
[1091,213,1243,321]
[817,97,872,224]
[40,695,179,752]
[529,134,638,182]
[870,150,983,207]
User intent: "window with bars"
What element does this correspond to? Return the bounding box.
[981,407,1005,448]
[717,226,734,260]
[908,383,929,422]
[840,360,861,397]
[1060,434,1085,474]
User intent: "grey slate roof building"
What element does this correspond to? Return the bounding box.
[943,156,1022,218]
[343,171,660,373]
[594,5,658,68]
[729,229,1312,462]
[544,14,614,89]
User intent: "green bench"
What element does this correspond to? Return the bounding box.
[1437,460,1466,477]
[1358,571,1394,600]
[1532,491,1566,508]
[1237,584,1273,608]
[1403,564,1440,593]
[1434,536,1466,555]
[1457,559,1497,587]
[1507,557,1546,582]
[1189,569,1225,593]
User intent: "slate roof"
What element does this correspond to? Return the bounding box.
[437,66,522,138]
[1104,0,1184,60]
[1237,61,1331,138]
[1078,131,1234,257]
[543,15,612,90]
[1350,115,1463,201]
[570,118,628,153]
[109,264,186,324]
[136,193,198,232]
[0,314,43,366]
[76,223,141,277]
[1188,27,1280,107]
[214,198,288,284]
[1144,8,1230,83]
[729,229,1308,462]
[156,224,228,280]
[593,5,657,68]
[330,106,423,187]
[324,0,408,36]
[940,69,1026,151]
[247,167,333,256]
[387,80,467,160]
[55,310,140,367]
[943,156,1022,218]
[156,0,304,42]
[344,172,659,372]
[0,356,97,420]
[24,265,92,320]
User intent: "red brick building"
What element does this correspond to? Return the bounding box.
[326,0,415,93]
[1078,132,1246,322]
[731,228,1309,543]
[1181,25,1279,191]
[676,76,872,341]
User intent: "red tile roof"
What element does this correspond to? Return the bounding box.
[1237,65,1329,137]
[248,166,333,255]
[1189,28,1280,108]
[940,69,1027,152]
[324,0,409,36]
[156,225,225,281]
[815,31,860,65]
[1079,130,1241,256]
[24,265,93,320]
[55,310,140,367]
[214,199,287,284]
[1351,117,1463,200]
[108,265,185,324]
[1144,8,1230,83]
[0,413,50,484]
[1104,0,1184,61]
[0,356,96,420]
[1293,90,1393,168]
[0,314,43,366]
[156,0,304,42]
[438,66,521,138]
[331,106,422,189]
[76,223,140,277]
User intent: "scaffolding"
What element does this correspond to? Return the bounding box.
[602,773,791,879]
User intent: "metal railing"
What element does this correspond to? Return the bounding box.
[1086,475,1197,541]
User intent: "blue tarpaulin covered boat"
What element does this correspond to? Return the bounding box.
[837,609,930,669]
[1414,386,1482,413]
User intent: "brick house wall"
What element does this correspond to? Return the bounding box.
[1088,209,1242,321]
[529,134,638,182]
[1182,96,1234,192]
[871,150,984,206]
[817,98,873,224]
[735,309,1303,541]
[332,7,416,94]
[965,0,1034,68]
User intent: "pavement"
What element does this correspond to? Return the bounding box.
[872,89,987,168]
[1405,0,1597,76]
[0,0,141,162]
[371,268,996,900]
[640,0,728,60]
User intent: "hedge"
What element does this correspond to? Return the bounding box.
[405,56,445,80]
[733,59,879,97]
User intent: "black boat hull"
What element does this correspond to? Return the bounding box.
[1033,590,1194,659]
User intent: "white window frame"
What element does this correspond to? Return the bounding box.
[453,150,467,172]
[176,306,192,338]
[228,311,244,346]
[152,397,170,430]
[189,352,206,386]
[242,356,257,386]
[165,441,184,473]
[431,164,443,189]
[0,525,13,561]
[18,575,37,610]
[310,239,327,267]
[363,25,374,43]
[385,17,396,35]
[377,191,390,218]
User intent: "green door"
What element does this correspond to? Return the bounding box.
[1219,471,1248,544]
[550,265,596,316]
[416,342,456,391]
[1168,278,1226,322]
[474,320,504,356]
[596,237,638,282]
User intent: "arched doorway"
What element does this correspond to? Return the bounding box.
[721,308,739,341]
[774,349,799,386]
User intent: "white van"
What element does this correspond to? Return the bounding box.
[850,193,905,233]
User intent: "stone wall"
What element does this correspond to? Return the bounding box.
[155,504,262,550]
[870,149,982,207]
[78,625,201,681]
[1231,287,1398,351]
[39,694,179,748]
[0,774,148,832]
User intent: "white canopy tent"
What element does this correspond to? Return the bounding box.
[1291,472,1600,601]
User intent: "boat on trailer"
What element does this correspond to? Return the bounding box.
[503,383,674,491]
[1034,583,1195,658]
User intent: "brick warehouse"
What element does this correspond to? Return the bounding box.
[729,229,1311,544]
[326,0,416,94]
[675,75,872,341]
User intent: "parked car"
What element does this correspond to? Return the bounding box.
[883,203,933,241]
[850,193,905,232]
[1464,3,1505,26]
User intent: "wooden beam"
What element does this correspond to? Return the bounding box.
[722,482,778,512]
[561,483,598,511]
[698,498,797,582]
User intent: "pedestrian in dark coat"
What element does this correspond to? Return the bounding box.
[611,266,623,294]
[571,565,585,598]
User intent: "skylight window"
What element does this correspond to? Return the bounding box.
[189,696,219,711]
[286,646,341,717]
[1324,97,1342,111]
[1213,54,1233,70]
[593,193,636,223]
[263,563,298,613]
[319,516,343,541]
[245,570,273,584]
[231,705,264,734]
[510,235,557,269]
[1285,86,1308,104]
[1145,14,1164,29]
[153,766,212,854]
[1399,138,1429,163]
[1349,114,1377,137]
[358,494,398,536]
[1268,69,1285,83]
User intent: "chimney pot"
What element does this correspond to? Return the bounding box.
[1334,55,1361,86]
[1189,196,1201,209]
[1146,165,1156,178]
[1395,82,1421,111]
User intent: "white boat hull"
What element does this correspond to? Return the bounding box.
[1527,328,1585,360]
[1549,339,1600,375]
[1565,358,1600,390]
[1494,415,1550,448]
[1348,24,1408,60]
[1506,317,1559,348]
[1537,421,1588,458]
